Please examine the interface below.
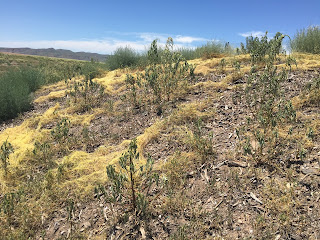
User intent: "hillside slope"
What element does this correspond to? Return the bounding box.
[0,53,319,239]
[0,47,109,62]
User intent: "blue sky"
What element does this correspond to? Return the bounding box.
[0,0,319,54]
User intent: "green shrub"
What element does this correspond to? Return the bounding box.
[291,26,320,54]
[125,74,141,108]
[177,41,229,60]
[0,139,14,177]
[0,68,33,121]
[195,41,226,59]
[177,47,199,60]
[18,66,45,92]
[0,58,104,122]
[147,38,195,102]
[0,190,23,223]
[106,46,146,70]
[96,138,158,217]
[32,141,52,165]
[80,61,104,80]
[243,32,286,64]
[240,35,297,164]
[125,38,195,113]
[51,118,70,144]
[123,38,196,113]
[106,40,232,71]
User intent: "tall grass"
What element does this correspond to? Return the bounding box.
[195,41,228,59]
[0,61,104,122]
[176,41,230,60]
[0,68,36,121]
[106,46,147,70]
[291,26,320,54]
[177,47,199,60]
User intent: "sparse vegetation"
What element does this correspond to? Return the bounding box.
[239,34,298,165]
[66,76,105,112]
[305,76,320,106]
[51,118,71,152]
[188,118,215,162]
[32,141,52,165]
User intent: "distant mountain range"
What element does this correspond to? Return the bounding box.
[0,47,109,62]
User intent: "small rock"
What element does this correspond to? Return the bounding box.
[301,165,320,175]
[80,221,91,232]
[286,183,293,189]
[237,219,243,224]
[227,160,248,168]
[186,171,195,178]
[249,192,263,204]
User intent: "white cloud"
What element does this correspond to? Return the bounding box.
[175,36,208,43]
[0,32,210,54]
[239,31,266,38]
[138,33,169,43]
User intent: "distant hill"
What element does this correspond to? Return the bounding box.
[0,47,109,62]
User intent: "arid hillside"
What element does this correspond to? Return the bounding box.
[0,41,319,239]
[0,48,109,62]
